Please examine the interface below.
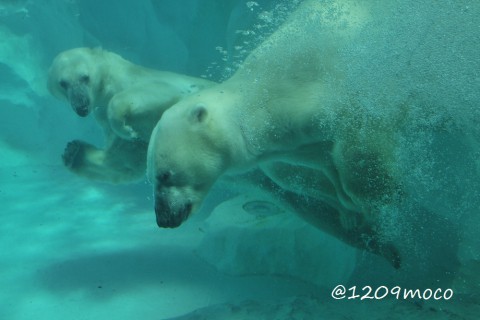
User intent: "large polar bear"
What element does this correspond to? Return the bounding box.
[48,47,215,183]
[147,0,402,267]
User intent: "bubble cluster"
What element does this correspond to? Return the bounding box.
[203,0,301,81]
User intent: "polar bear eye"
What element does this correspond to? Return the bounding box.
[157,171,172,185]
[59,79,69,90]
[80,75,90,84]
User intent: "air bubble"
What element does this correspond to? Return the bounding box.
[246,1,259,11]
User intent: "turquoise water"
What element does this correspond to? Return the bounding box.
[1,1,479,319]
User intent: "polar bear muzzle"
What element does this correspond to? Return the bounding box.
[67,85,91,117]
[155,196,192,228]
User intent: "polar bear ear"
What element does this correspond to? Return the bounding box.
[190,104,208,123]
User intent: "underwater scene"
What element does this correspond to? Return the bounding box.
[1,0,479,319]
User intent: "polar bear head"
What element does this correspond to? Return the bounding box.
[48,48,104,117]
[147,87,246,228]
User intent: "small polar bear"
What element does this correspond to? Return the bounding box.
[147,0,403,267]
[48,47,214,183]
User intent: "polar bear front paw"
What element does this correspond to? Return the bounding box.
[62,140,86,169]
[119,123,140,140]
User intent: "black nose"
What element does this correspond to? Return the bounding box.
[156,213,183,228]
[154,198,192,228]
[75,106,89,117]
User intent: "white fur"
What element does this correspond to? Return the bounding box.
[48,47,214,183]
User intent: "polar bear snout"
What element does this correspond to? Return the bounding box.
[154,196,192,228]
[67,85,91,117]
[74,104,89,117]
